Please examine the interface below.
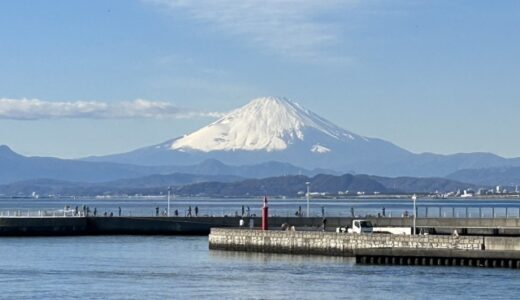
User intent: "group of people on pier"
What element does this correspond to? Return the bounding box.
[154,206,199,217]
[65,205,123,217]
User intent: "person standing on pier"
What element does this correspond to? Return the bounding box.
[118,207,121,217]
[195,206,199,217]
[241,205,245,217]
[322,218,327,231]
[188,206,192,217]
[155,206,159,217]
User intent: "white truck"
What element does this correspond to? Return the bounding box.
[345,219,411,235]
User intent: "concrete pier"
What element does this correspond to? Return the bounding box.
[0,217,216,236]
[4,215,520,236]
[208,229,520,268]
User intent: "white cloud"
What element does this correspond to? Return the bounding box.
[0,98,223,120]
[146,0,356,63]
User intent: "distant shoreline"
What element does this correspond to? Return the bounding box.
[1,194,519,201]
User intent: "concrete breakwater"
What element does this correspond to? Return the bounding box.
[0,216,328,236]
[209,229,520,268]
[0,217,215,236]
[5,215,520,236]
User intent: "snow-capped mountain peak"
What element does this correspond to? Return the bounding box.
[170,96,363,152]
[85,96,418,174]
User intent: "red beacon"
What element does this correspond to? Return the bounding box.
[261,195,269,231]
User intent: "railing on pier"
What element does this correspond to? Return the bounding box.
[0,210,85,218]
[2,205,520,219]
[417,206,520,219]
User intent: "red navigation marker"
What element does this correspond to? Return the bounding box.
[261,195,269,231]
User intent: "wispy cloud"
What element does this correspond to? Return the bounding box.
[146,0,356,63]
[0,98,223,120]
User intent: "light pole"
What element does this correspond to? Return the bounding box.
[306,182,311,217]
[412,194,417,235]
[167,186,171,217]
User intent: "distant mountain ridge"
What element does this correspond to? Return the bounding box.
[175,174,478,197]
[84,97,520,177]
[0,173,243,196]
[0,145,158,184]
[0,145,322,184]
[447,166,520,186]
[175,174,390,197]
[0,172,477,197]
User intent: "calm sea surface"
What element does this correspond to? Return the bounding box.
[1,236,519,300]
[1,198,520,299]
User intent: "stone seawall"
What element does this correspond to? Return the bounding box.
[208,228,484,256]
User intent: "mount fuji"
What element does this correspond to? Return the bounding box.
[87,97,520,177]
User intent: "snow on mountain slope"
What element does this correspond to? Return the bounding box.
[310,144,331,153]
[171,96,365,152]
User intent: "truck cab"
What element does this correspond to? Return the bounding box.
[348,220,374,234]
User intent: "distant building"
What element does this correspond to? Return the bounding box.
[460,190,473,198]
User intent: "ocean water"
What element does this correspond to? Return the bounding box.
[0,235,518,300]
[2,198,520,299]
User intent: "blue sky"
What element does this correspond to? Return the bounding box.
[0,0,519,158]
